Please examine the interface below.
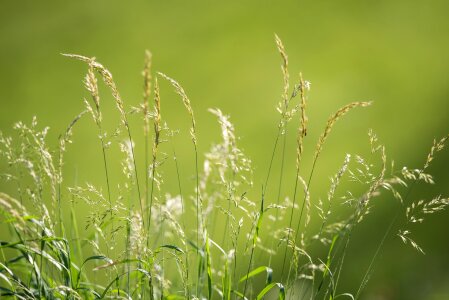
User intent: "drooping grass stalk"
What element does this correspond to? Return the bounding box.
[63,54,144,223]
[81,61,115,234]
[157,72,202,296]
[80,60,119,294]
[64,54,146,297]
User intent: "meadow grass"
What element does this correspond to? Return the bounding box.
[0,35,448,299]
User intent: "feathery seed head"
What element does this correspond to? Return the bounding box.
[314,101,372,162]
[275,34,289,109]
[143,50,153,136]
[63,53,127,126]
[158,72,197,146]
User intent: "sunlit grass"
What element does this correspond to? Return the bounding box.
[0,35,448,299]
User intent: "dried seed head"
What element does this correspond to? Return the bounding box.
[158,72,197,146]
[295,72,309,170]
[143,50,152,135]
[275,34,289,109]
[84,60,100,111]
[63,53,127,127]
[153,77,161,154]
[423,134,449,171]
[314,101,372,162]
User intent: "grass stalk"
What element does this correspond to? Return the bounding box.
[282,72,307,282]
[172,145,190,298]
[243,186,265,298]
[157,72,202,296]
[147,76,161,243]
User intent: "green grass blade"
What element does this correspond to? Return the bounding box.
[239,266,273,285]
[76,255,112,289]
[156,244,184,254]
[205,233,212,300]
[256,282,285,300]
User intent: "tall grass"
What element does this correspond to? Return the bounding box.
[0,35,448,300]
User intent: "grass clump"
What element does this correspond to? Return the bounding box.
[0,35,448,300]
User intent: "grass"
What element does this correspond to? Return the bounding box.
[0,35,448,299]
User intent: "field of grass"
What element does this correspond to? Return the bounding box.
[0,34,448,299]
[2,1,449,299]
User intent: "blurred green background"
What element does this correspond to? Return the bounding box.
[1,1,449,299]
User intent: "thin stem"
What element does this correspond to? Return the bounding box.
[172,146,190,299]
[284,155,315,300]
[282,168,299,279]
[221,171,236,249]
[144,119,150,231]
[242,241,256,299]
[160,202,165,300]
[99,132,113,232]
[269,127,288,268]
[355,181,417,299]
[57,149,64,237]
[194,144,202,297]
[355,215,396,299]
[126,125,143,226]
[264,124,282,192]
[147,158,157,243]
[243,186,264,299]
